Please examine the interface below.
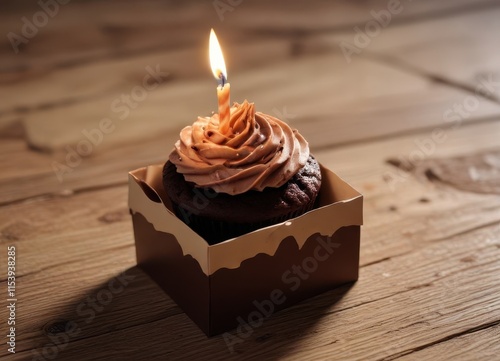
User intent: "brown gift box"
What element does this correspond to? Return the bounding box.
[129,163,363,336]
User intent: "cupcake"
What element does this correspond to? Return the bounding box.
[163,100,321,244]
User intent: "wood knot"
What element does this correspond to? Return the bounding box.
[387,150,500,194]
[44,320,70,335]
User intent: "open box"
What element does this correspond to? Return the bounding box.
[129,163,363,336]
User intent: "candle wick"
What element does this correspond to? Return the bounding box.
[219,73,226,87]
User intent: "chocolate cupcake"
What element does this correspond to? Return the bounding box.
[163,100,321,244]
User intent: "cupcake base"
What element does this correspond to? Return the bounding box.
[163,156,322,244]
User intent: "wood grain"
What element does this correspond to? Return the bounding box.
[1,0,496,77]
[1,0,499,360]
[328,4,500,100]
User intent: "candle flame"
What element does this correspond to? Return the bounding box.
[209,29,227,83]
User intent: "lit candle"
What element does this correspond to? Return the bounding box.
[209,29,231,133]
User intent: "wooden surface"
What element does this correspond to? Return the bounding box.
[1,1,499,360]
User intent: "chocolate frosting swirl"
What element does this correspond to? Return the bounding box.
[169,101,309,195]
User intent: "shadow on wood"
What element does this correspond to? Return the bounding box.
[30,266,355,360]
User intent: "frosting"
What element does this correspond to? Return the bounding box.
[169,100,310,195]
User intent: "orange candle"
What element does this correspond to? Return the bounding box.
[209,29,231,132]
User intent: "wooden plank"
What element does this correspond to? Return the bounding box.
[0,1,214,74]
[327,4,500,100]
[1,0,496,77]
[399,323,500,361]
[0,186,182,356]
